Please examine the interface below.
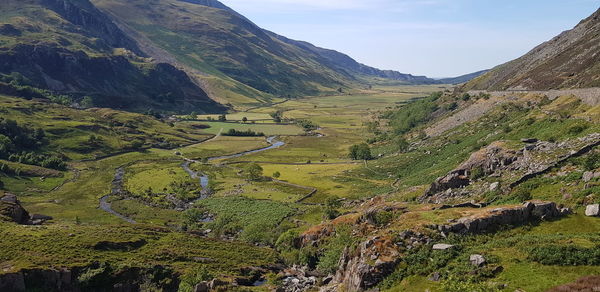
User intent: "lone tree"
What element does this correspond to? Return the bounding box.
[218,114,227,122]
[349,143,372,160]
[242,117,248,123]
[244,163,263,181]
[273,171,281,178]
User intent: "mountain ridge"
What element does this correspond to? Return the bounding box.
[464,8,600,91]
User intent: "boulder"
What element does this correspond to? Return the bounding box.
[0,194,30,224]
[469,254,486,267]
[489,182,500,191]
[193,282,209,292]
[432,244,454,250]
[585,204,600,217]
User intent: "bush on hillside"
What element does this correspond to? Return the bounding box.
[349,143,372,160]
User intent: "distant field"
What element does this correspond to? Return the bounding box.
[191,121,304,135]
[178,136,270,160]
[196,112,274,121]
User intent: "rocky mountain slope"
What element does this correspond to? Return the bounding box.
[464,8,600,91]
[438,69,489,85]
[0,0,226,113]
[90,0,438,103]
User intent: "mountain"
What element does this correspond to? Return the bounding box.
[464,8,600,91]
[0,0,225,113]
[437,69,490,85]
[0,0,437,111]
[89,0,437,104]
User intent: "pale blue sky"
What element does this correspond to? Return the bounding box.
[220,0,599,77]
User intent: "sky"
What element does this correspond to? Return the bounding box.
[220,0,600,77]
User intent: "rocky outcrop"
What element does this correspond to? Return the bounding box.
[0,194,53,225]
[423,141,519,197]
[40,0,144,54]
[437,201,569,236]
[333,236,400,291]
[422,134,600,203]
[0,194,30,224]
[0,264,179,292]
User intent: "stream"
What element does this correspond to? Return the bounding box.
[99,136,286,222]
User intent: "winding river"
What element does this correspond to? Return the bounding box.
[100,136,286,222]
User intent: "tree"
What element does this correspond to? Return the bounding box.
[273,171,281,178]
[218,114,227,122]
[187,111,198,120]
[244,163,263,181]
[349,143,372,160]
[394,136,409,153]
[242,117,248,123]
[81,96,94,108]
[270,111,283,123]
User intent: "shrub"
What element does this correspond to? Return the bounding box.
[394,136,410,153]
[349,143,372,160]
[384,93,439,135]
[296,119,319,131]
[528,245,600,266]
[244,163,263,181]
[178,266,214,292]
[583,153,600,171]
[223,129,264,137]
[470,167,485,180]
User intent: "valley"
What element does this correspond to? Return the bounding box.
[0,0,599,291]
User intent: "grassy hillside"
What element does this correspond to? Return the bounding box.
[0,0,225,113]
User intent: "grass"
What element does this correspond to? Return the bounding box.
[178,136,270,160]
[188,121,304,136]
[0,221,277,276]
[196,196,295,232]
[0,95,211,160]
[124,161,193,194]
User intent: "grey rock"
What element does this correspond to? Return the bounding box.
[489,182,500,191]
[193,282,209,292]
[428,272,441,282]
[469,254,486,267]
[585,204,600,217]
[432,244,454,250]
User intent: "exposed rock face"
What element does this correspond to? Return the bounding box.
[40,0,144,54]
[0,265,179,292]
[0,193,53,225]
[424,141,518,198]
[334,236,400,291]
[422,134,600,203]
[585,204,600,217]
[437,201,568,235]
[0,194,30,224]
